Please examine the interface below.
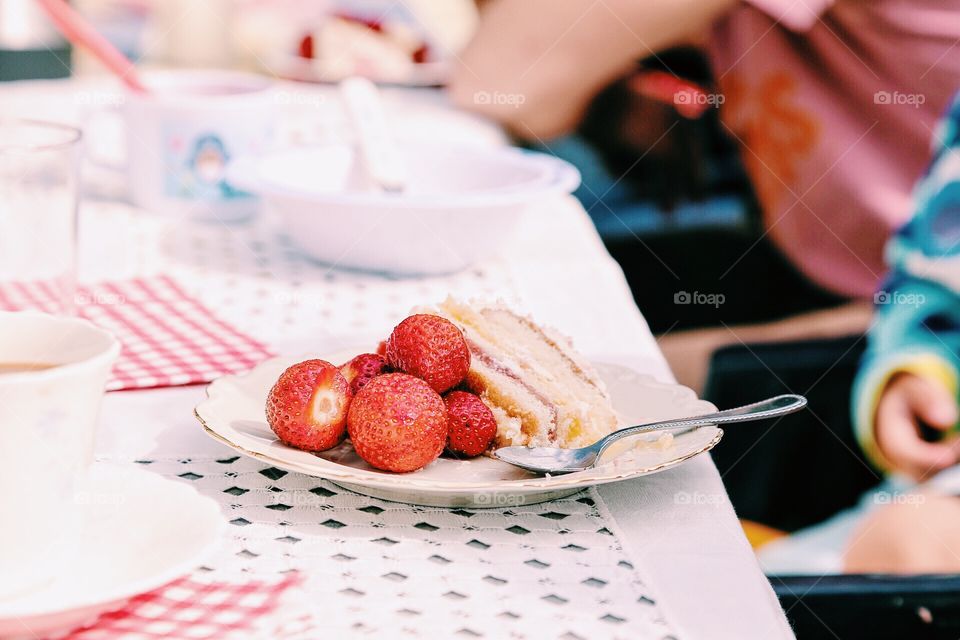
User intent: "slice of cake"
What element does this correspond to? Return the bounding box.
[428,298,619,449]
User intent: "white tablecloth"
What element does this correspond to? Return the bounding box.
[1,78,792,639]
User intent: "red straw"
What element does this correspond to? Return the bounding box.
[36,0,148,94]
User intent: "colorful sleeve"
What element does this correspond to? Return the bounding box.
[851,283,959,472]
[743,0,834,31]
[852,92,960,472]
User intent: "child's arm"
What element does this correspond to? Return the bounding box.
[853,277,960,479]
[853,92,960,479]
[448,0,736,139]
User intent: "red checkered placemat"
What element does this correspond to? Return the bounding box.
[63,573,303,640]
[0,276,274,391]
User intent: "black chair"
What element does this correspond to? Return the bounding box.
[705,336,960,639]
[705,335,880,532]
[773,574,960,639]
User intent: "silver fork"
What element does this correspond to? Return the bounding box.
[493,394,807,474]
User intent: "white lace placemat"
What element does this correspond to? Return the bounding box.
[77,202,525,350]
[121,456,680,640]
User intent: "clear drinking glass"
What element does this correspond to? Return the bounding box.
[0,119,81,314]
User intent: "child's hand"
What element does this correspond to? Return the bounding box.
[875,373,960,480]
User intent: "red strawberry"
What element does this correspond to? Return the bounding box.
[385,314,470,393]
[376,340,387,356]
[297,34,314,59]
[339,353,390,394]
[444,391,497,457]
[266,359,351,452]
[347,373,447,472]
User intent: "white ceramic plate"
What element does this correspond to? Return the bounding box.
[195,351,722,508]
[0,465,224,639]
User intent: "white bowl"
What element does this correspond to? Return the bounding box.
[229,143,580,275]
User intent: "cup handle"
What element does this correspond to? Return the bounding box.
[80,102,125,172]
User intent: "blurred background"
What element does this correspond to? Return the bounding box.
[0,0,767,336]
[4,2,960,638]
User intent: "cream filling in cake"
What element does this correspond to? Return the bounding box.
[428,298,619,449]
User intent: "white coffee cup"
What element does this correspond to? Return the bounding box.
[0,312,119,600]
[117,70,276,223]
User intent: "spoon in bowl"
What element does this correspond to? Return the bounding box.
[339,76,407,193]
[494,394,807,474]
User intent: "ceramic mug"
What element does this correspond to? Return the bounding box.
[113,70,276,222]
[0,312,119,600]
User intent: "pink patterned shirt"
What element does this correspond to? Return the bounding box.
[709,0,960,297]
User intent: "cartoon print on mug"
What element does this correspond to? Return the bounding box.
[165,130,250,201]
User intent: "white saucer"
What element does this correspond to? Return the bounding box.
[196,351,723,508]
[0,465,225,639]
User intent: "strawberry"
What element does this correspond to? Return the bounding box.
[385,314,470,393]
[376,340,387,356]
[347,373,448,472]
[339,353,390,394]
[297,34,314,59]
[444,391,497,457]
[266,359,351,452]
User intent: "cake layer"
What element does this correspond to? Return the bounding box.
[475,306,618,446]
[431,298,619,449]
[464,338,558,447]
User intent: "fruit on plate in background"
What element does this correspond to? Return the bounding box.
[385,314,470,393]
[339,353,391,394]
[444,390,497,458]
[266,359,352,452]
[298,14,431,81]
[347,373,447,472]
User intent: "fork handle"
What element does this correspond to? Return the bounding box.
[596,394,807,454]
